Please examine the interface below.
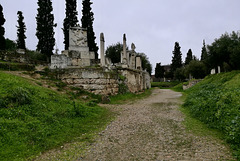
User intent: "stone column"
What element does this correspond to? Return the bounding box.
[218,66,221,73]
[136,56,142,70]
[122,34,127,64]
[100,33,105,66]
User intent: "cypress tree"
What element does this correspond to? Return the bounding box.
[0,4,6,50]
[171,42,182,75]
[36,0,56,61]
[185,49,193,65]
[81,0,99,59]
[201,40,208,61]
[155,63,165,78]
[63,0,78,50]
[16,11,26,49]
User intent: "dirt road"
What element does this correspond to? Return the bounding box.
[83,89,233,160]
[36,88,234,160]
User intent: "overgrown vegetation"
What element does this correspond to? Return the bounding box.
[109,88,152,104]
[0,60,35,71]
[151,81,180,89]
[182,71,240,159]
[0,71,112,160]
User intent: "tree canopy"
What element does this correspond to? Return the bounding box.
[185,49,193,65]
[0,4,5,50]
[185,60,207,79]
[137,52,152,75]
[16,11,26,49]
[155,63,164,78]
[36,0,56,61]
[207,31,240,70]
[201,40,208,61]
[105,42,124,64]
[170,42,182,77]
[63,0,78,50]
[81,0,98,59]
[5,38,17,50]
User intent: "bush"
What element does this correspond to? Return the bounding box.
[151,81,180,88]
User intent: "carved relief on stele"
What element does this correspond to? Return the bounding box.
[69,27,88,47]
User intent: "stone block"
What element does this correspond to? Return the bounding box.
[81,51,91,59]
[82,70,103,79]
[82,84,105,90]
[81,59,91,66]
[69,50,81,58]
[50,54,68,69]
[63,78,73,84]
[69,46,89,52]
[89,52,95,59]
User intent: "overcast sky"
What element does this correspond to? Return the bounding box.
[1,0,240,70]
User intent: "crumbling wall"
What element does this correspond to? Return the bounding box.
[52,67,151,95]
[56,68,119,95]
[118,68,151,93]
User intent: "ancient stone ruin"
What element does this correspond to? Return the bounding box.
[50,27,151,95]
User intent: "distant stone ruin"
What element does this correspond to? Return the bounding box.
[50,27,151,95]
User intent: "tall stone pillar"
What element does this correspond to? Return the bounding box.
[122,34,127,64]
[136,56,142,70]
[100,33,105,66]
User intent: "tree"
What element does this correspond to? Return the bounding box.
[5,38,17,50]
[201,40,208,61]
[207,31,240,71]
[185,49,193,65]
[137,52,152,75]
[105,42,124,64]
[0,4,5,50]
[155,63,165,78]
[174,67,186,81]
[63,0,78,50]
[170,42,182,77]
[185,60,207,79]
[81,0,98,59]
[16,11,26,49]
[36,0,56,61]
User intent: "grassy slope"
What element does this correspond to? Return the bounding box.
[0,71,112,160]
[182,71,240,159]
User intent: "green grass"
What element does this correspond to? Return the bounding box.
[182,71,240,159]
[0,61,35,71]
[109,88,152,104]
[171,82,184,92]
[151,81,180,89]
[0,71,112,160]
[180,107,225,139]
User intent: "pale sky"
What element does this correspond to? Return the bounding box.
[1,0,240,70]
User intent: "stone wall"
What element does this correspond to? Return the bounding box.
[55,68,118,95]
[183,79,202,90]
[52,67,151,95]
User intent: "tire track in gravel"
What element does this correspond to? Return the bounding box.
[83,89,234,161]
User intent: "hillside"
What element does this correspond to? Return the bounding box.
[183,71,240,159]
[0,71,112,160]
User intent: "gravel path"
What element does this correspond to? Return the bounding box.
[82,89,234,161]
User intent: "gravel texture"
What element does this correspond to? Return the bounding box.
[83,89,234,161]
[36,88,234,160]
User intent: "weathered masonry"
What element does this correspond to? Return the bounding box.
[50,27,151,95]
